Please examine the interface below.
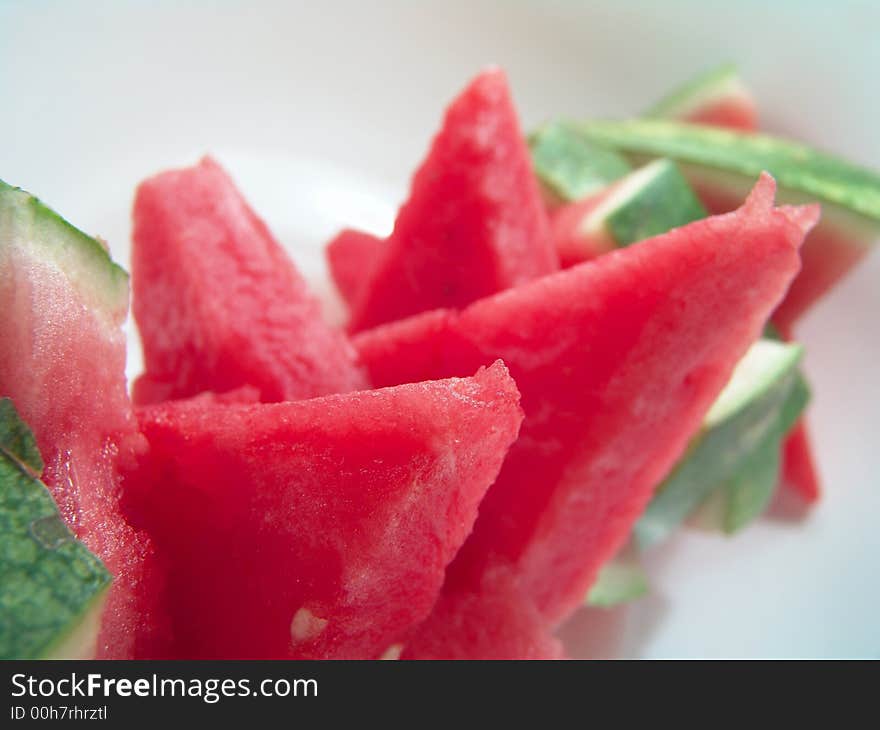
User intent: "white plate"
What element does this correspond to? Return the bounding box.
[2,0,878,658]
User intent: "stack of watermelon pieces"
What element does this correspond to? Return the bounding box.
[1,65,877,660]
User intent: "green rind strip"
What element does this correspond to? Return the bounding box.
[597,159,708,247]
[0,398,111,660]
[645,64,748,120]
[575,119,880,222]
[529,122,632,203]
[0,179,129,318]
[635,340,806,549]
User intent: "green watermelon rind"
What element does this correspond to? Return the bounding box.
[688,372,809,535]
[574,119,880,225]
[0,180,129,319]
[0,398,111,660]
[529,121,632,203]
[635,340,806,549]
[722,371,810,533]
[645,63,752,121]
[584,158,708,249]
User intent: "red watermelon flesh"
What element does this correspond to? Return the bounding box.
[347,68,557,332]
[401,567,564,660]
[0,185,171,659]
[133,362,523,659]
[771,320,821,504]
[648,66,758,132]
[676,97,757,131]
[132,156,367,405]
[326,228,384,308]
[782,412,821,503]
[355,175,817,628]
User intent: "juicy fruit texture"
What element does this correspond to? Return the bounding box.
[326,228,384,308]
[347,68,558,332]
[529,121,632,206]
[132,156,367,404]
[357,175,816,629]
[553,159,707,265]
[576,118,880,328]
[646,64,758,130]
[0,398,111,659]
[0,181,169,659]
[636,339,807,547]
[134,363,523,659]
[402,568,564,660]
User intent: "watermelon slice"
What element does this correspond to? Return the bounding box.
[346,68,557,332]
[0,398,111,659]
[132,156,367,405]
[356,175,817,638]
[575,119,880,329]
[0,180,170,659]
[325,228,384,309]
[645,64,758,131]
[132,362,523,659]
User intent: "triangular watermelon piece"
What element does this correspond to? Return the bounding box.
[355,176,817,639]
[346,68,557,332]
[132,362,523,659]
[0,181,171,659]
[132,156,367,405]
[325,228,384,308]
